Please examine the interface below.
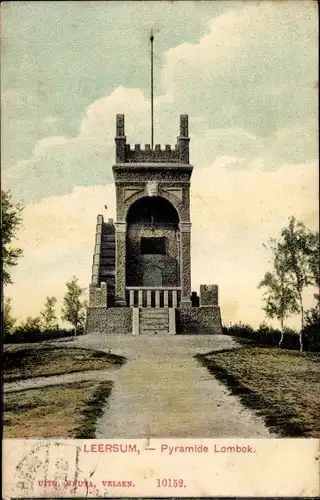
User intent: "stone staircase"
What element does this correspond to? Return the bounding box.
[140,308,169,335]
[134,308,176,335]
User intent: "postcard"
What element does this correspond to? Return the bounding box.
[2,0,319,498]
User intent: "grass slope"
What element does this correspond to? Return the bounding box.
[3,343,125,438]
[197,346,320,438]
[4,380,113,438]
[4,345,125,382]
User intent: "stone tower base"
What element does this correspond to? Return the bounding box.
[86,306,222,335]
[86,283,222,335]
[86,307,132,335]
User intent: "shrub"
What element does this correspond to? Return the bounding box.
[222,322,308,351]
[3,327,75,344]
[280,327,301,351]
[222,324,255,338]
[302,308,320,352]
[14,316,42,335]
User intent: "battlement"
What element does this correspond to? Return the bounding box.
[115,114,190,164]
[124,143,181,163]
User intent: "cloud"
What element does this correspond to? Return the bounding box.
[3,87,158,202]
[1,0,235,167]
[8,158,318,328]
[162,0,317,136]
[3,1,318,329]
[8,184,116,322]
[3,1,317,204]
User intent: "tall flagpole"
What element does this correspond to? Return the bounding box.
[150,28,154,149]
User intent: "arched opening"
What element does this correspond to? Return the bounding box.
[126,196,179,224]
[126,196,180,287]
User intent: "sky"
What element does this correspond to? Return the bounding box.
[2,0,319,328]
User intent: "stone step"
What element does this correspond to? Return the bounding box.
[140,309,169,315]
[140,316,168,322]
[140,319,168,325]
[140,315,168,321]
[140,320,168,323]
[141,322,168,329]
[140,322,168,327]
[140,330,169,335]
[140,314,168,318]
[138,307,170,334]
[140,312,168,318]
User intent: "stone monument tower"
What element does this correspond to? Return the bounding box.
[86,114,222,335]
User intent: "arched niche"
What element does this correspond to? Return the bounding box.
[126,197,180,287]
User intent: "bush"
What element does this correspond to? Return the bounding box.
[3,327,75,344]
[222,324,255,338]
[14,316,42,335]
[222,322,308,351]
[302,308,320,352]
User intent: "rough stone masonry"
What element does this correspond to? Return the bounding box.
[86,114,222,335]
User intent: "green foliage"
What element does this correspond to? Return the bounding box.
[224,323,255,338]
[1,190,24,285]
[280,217,314,331]
[302,307,320,353]
[259,238,299,340]
[3,297,16,335]
[3,328,74,344]
[61,276,86,335]
[40,296,59,330]
[15,316,42,335]
[259,217,319,352]
[304,230,320,305]
[222,323,304,351]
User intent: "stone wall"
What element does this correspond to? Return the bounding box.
[86,307,132,335]
[126,223,180,287]
[89,283,107,307]
[178,306,222,334]
[199,285,219,306]
[125,144,180,163]
[86,304,222,335]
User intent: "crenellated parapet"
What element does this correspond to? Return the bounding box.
[115,114,190,164]
[125,143,180,163]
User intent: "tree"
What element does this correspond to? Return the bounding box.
[260,217,318,352]
[61,276,86,335]
[304,230,320,307]
[280,217,314,350]
[40,296,59,330]
[3,297,16,335]
[1,190,24,285]
[259,239,299,347]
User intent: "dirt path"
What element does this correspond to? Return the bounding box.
[4,334,275,438]
[71,334,274,438]
[3,369,115,393]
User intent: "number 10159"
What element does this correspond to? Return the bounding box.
[156,478,185,488]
